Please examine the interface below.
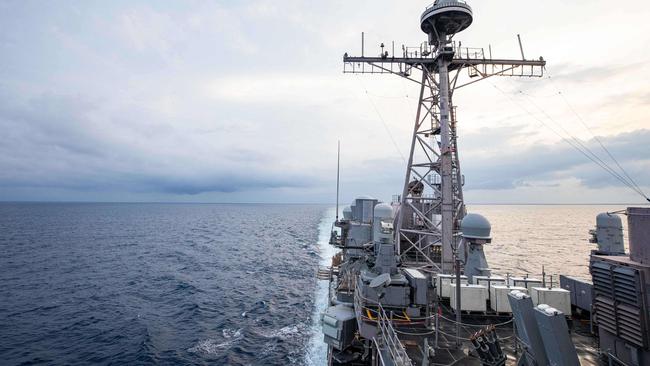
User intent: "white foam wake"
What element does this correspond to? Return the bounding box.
[305,207,338,365]
[188,328,243,355]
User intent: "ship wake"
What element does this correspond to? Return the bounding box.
[305,207,338,366]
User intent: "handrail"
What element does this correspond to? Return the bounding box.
[372,337,387,365]
[376,303,414,366]
[353,280,413,366]
[454,46,485,60]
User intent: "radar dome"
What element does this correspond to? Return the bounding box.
[460,213,491,240]
[374,203,393,219]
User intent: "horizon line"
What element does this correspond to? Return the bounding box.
[0,200,648,206]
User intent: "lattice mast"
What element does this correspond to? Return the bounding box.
[343,0,545,273]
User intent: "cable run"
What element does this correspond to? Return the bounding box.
[489,81,646,199]
[544,70,649,202]
[517,90,646,197]
[518,89,648,200]
[358,78,406,162]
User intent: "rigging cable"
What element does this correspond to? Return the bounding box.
[488,80,649,201]
[518,88,649,201]
[357,77,407,162]
[544,70,649,202]
[517,89,645,196]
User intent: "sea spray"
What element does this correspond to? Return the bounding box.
[305,207,339,365]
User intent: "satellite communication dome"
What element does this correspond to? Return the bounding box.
[421,0,473,45]
[460,213,491,240]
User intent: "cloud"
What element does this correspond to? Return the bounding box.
[548,61,648,84]
[0,0,649,203]
[204,74,344,104]
[461,127,650,192]
[0,89,316,198]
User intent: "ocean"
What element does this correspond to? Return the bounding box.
[0,203,628,365]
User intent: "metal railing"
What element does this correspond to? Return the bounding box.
[454,46,486,60]
[375,303,413,366]
[353,280,413,366]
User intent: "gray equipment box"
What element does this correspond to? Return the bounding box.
[508,291,548,366]
[560,275,593,312]
[321,305,357,351]
[534,306,580,366]
[403,268,428,305]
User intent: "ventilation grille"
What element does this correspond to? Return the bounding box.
[613,267,640,306]
[590,258,648,349]
[617,303,644,347]
[591,261,613,296]
[594,296,616,334]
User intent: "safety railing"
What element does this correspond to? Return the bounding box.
[454,46,486,60]
[375,303,413,366]
[353,280,413,365]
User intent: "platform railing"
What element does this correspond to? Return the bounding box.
[454,46,486,60]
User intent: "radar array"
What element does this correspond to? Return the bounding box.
[343,1,546,273]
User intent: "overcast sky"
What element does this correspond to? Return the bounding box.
[1,0,648,204]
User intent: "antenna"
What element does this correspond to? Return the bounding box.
[336,140,341,222]
[517,34,526,60]
[342,0,546,275]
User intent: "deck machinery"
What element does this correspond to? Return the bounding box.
[319,1,650,366]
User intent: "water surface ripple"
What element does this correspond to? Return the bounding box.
[0,203,325,365]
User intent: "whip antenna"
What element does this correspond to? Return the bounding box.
[336,140,340,221]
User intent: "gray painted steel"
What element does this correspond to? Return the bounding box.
[628,207,650,264]
[461,214,492,283]
[590,251,650,364]
[533,306,580,366]
[460,213,491,240]
[507,291,549,366]
[403,269,428,305]
[322,305,357,351]
[559,275,593,312]
[342,206,352,220]
[590,212,625,255]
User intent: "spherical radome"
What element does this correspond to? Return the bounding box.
[460,213,491,240]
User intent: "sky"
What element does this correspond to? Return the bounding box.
[0,0,648,204]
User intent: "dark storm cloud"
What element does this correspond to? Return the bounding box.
[0,90,314,197]
[139,174,313,195]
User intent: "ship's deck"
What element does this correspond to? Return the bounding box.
[396,300,603,365]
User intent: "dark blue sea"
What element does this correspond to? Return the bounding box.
[0,203,334,366]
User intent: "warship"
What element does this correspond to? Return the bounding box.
[318,1,650,365]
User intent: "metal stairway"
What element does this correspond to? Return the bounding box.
[374,304,413,366]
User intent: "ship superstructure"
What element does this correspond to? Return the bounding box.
[319,1,650,366]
